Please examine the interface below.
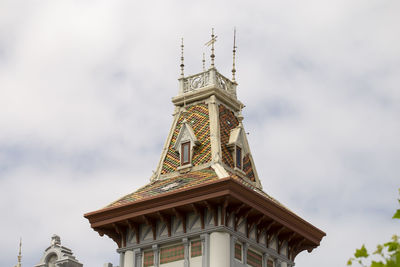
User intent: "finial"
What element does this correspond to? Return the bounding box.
[232,27,237,82]
[17,238,22,267]
[180,38,184,77]
[202,52,206,71]
[205,28,217,68]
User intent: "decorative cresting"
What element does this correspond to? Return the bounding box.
[180,68,237,98]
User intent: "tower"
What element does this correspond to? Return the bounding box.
[84,31,325,267]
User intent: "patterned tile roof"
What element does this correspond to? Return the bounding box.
[219,104,238,168]
[107,167,289,213]
[228,171,290,212]
[161,103,211,174]
[243,154,255,182]
[107,168,219,208]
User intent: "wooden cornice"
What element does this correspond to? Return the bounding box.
[125,220,140,244]
[191,203,205,229]
[157,212,171,237]
[84,177,325,251]
[172,208,186,233]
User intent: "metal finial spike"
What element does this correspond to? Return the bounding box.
[202,53,206,71]
[205,28,217,68]
[180,38,184,77]
[17,238,22,267]
[232,27,237,82]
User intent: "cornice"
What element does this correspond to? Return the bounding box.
[84,177,325,246]
[172,86,243,112]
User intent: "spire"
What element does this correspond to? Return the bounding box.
[16,238,22,267]
[232,27,237,82]
[202,52,206,71]
[205,28,217,68]
[180,38,184,77]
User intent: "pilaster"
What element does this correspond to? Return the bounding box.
[243,242,249,266]
[207,95,222,165]
[152,245,159,267]
[183,237,190,267]
[200,233,209,267]
[133,249,142,267]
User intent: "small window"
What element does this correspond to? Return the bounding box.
[267,259,274,267]
[190,240,202,257]
[234,242,242,261]
[143,250,154,267]
[181,141,190,165]
[236,146,242,169]
[247,249,262,267]
[160,244,184,264]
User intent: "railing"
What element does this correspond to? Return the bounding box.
[181,69,236,97]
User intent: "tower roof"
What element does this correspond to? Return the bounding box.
[84,31,325,260]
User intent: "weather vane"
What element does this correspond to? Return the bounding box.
[205,28,217,68]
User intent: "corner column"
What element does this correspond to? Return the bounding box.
[209,232,230,267]
[124,250,134,267]
[119,252,125,267]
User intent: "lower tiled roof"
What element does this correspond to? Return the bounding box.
[107,166,290,214]
[107,168,219,208]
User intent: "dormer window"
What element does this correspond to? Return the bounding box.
[235,145,242,169]
[181,141,191,165]
[228,126,246,172]
[174,119,200,168]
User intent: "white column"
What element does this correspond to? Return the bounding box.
[209,232,230,267]
[119,252,125,267]
[124,250,134,267]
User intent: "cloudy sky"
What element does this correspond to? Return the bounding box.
[1,0,399,266]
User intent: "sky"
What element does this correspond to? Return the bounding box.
[0,0,399,266]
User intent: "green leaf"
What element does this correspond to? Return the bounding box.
[355,245,369,258]
[393,209,400,219]
[371,261,385,267]
[347,259,353,266]
[374,244,384,255]
[384,241,399,252]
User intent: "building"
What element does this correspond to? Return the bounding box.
[84,31,325,267]
[34,235,83,267]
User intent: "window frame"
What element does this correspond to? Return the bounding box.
[181,141,191,165]
[234,242,243,262]
[235,145,242,169]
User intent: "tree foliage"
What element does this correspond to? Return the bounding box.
[347,189,400,267]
